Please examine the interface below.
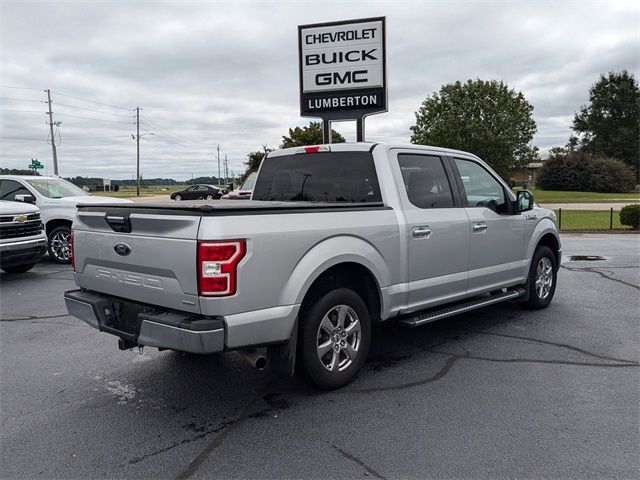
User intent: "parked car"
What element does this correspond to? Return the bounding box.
[64,143,560,389]
[170,184,224,201]
[0,176,131,264]
[0,200,47,273]
[221,172,257,200]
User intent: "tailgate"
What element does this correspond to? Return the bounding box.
[73,207,201,314]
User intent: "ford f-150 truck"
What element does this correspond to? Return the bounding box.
[64,143,560,389]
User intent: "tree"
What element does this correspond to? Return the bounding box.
[537,150,635,193]
[240,146,274,181]
[410,79,538,180]
[281,121,345,148]
[570,70,640,178]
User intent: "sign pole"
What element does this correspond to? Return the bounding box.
[322,118,331,144]
[356,117,365,142]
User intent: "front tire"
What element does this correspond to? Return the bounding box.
[298,288,371,390]
[48,225,72,264]
[174,194,182,202]
[2,263,36,274]
[521,245,557,309]
[205,194,214,200]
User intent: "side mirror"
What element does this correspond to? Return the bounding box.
[226,183,234,192]
[516,189,534,213]
[15,194,36,204]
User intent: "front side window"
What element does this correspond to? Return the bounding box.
[26,178,88,198]
[0,180,31,201]
[252,151,382,203]
[454,158,508,213]
[397,154,454,208]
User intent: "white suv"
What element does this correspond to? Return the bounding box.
[0,176,131,264]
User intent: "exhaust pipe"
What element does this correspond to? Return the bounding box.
[239,349,268,371]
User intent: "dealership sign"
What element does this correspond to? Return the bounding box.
[298,17,387,124]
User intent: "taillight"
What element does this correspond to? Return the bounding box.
[70,229,75,271]
[197,240,246,296]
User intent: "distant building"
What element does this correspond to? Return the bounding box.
[511,160,546,186]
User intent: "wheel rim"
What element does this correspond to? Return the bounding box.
[206,195,213,200]
[535,256,554,299]
[175,195,181,201]
[316,305,361,372]
[50,231,71,261]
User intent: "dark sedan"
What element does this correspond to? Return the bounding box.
[170,185,224,201]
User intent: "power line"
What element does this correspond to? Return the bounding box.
[55,112,132,124]
[0,85,42,91]
[0,109,44,113]
[50,90,131,111]
[140,115,219,147]
[53,102,132,117]
[0,97,44,103]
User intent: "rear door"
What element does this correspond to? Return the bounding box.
[73,207,202,313]
[451,157,527,295]
[391,151,470,311]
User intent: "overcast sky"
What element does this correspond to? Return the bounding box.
[1,0,638,181]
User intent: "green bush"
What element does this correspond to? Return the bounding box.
[619,204,640,229]
[537,151,636,193]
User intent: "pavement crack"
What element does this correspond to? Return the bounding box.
[561,265,640,291]
[332,444,388,480]
[176,376,282,479]
[348,354,466,394]
[128,423,230,465]
[459,329,638,364]
[0,313,72,322]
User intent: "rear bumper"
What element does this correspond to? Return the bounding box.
[64,289,224,354]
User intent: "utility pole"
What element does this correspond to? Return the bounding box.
[136,107,140,196]
[217,145,221,185]
[45,89,59,175]
[224,154,228,185]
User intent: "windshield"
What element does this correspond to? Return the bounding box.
[252,151,382,203]
[26,178,89,198]
[241,173,257,191]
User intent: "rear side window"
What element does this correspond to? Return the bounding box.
[397,154,454,208]
[252,151,382,203]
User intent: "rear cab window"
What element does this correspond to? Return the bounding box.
[252,151,382,203]
[397,154,455,208]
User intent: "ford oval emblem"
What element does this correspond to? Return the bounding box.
[113,243,131,256]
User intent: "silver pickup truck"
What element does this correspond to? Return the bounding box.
[65,143,561,389]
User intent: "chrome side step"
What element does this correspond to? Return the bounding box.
[398,288,526,328]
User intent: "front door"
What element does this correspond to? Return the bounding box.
[392,152,470,312]
[452,157,528,295]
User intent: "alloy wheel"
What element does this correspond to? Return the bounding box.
[316,305,361,372]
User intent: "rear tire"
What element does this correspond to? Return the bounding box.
[205,194,214,200]
[298,288,371,390]
[521,245,557,309]
[47,225,72,264]
[2,263,35,274]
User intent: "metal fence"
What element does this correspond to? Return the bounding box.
[556,207,620,231]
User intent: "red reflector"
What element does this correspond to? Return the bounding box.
[70,229,75,272]
[304,146,321,153]
[197,240,246,296]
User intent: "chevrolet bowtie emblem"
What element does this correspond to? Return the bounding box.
[14,215,27,223]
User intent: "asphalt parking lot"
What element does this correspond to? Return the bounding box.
[1,233,638,479]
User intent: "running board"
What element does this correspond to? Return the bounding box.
[398,288,526,328]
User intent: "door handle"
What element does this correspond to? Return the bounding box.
[412,225,432,239]
[472,222,487,234]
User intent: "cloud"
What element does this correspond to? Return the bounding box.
[1,0,638,179]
